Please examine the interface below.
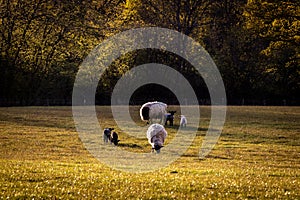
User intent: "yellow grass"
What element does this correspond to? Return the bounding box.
[0,106,299,199]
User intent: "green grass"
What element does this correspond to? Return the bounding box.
[0,106,299,199]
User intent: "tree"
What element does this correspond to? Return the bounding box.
[105,0,217,103]
[0,0,124,105]
[244,0,300,102]
[203,0,262,103]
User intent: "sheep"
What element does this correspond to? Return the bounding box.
[140,101,167,124]
[103,128,114,143]
[146,123,167,153]
[180,115,187,127]
[110,131,120,145]
[165,111,176,126]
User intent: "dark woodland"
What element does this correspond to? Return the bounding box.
[0,0,299,106]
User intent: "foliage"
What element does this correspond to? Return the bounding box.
[0,0,124,105]
[0,0,299,105]
[244,0,300,99]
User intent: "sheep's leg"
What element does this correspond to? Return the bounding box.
[170,118,173,126]
[161,114,166,125]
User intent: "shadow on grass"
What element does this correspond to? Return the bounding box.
[165,125,209,132]
[3,115,75,130]
[181,153,232,160]
[205,154,233,160]
[118,143,143,149]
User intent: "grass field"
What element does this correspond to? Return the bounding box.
[0,106,299,199]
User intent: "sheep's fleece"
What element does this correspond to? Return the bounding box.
[146,123,167,148]
[140,101,167,121]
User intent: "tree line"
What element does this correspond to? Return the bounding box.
[0,0,299,106]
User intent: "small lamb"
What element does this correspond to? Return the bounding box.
[180,115,187,128]
[165,111,176,126]
[110,131,120,146]
[103,128,114,143]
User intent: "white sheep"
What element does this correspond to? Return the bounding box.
[180,115,187,127]
[140,101,167,124]
[146,123,167,153]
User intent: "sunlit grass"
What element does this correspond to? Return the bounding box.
[0,106,299,199]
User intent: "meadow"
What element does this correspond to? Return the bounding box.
[0,106,299,199]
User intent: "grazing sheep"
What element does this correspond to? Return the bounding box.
[103,128,114,143]
[165,111,176,126]
[140,101,167,124]
[146,123,167,153]
[110,131,120,145]
[180,115,187,127]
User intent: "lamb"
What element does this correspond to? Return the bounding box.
[165,111,176,126]
[146,123,167,153]
[180,115,187,127]
[140,101,167,124]
[103,128,114,143]
[110,131,120,146]
[103,128,120,145]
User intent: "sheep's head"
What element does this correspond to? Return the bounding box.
[169,111,176,115]
[153,143,163,153]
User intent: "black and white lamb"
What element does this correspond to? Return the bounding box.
[103,128,114,143]
[110,131,120,146]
